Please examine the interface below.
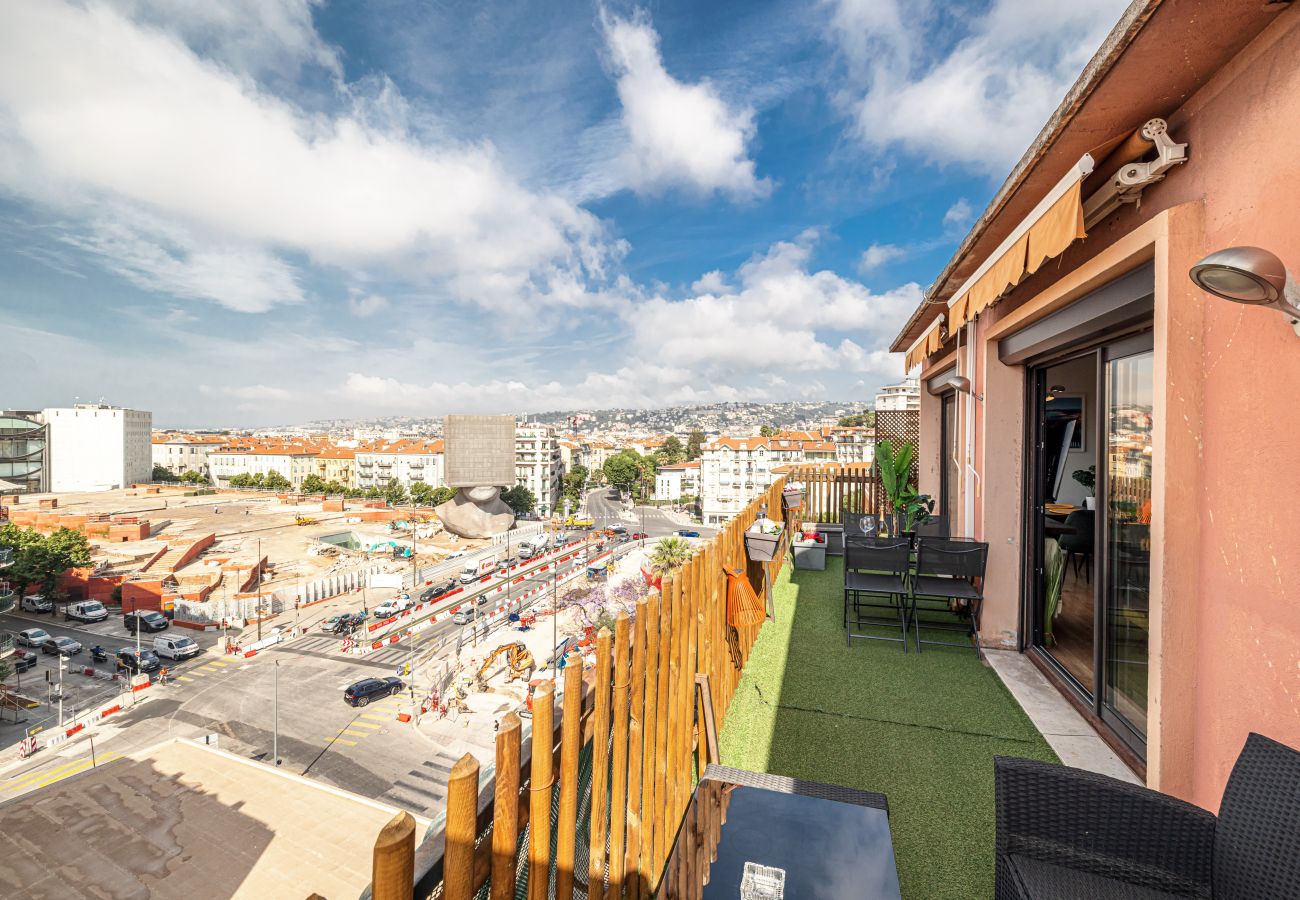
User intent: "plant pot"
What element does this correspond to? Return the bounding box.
[1084,496,1096,510]
[745,527,784,563]
[782,488,804,511]
[791,540,826,571]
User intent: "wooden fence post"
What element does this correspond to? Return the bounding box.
[445,755,480,900]
[638,592,661,894]
[607,611,632,900]
[528,681,555,900]
[372,810,416,900]
[555,653,584,900]
[588,628,613,895]
[490,714,522,900]
[625,598,648,900]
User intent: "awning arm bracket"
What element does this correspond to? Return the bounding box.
[1083,118,1187,227]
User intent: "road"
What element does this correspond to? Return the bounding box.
[0,538,617,820]
[584,487,715,540]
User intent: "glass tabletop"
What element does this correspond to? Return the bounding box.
[660,770,902,900]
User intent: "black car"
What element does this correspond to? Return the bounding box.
[331,611,367,634]
[344,676,403,707]
[124,611,170,633]
[42,636,83,656]
[117,647,162,675]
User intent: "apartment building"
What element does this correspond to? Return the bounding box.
[823,425,876,463]
[354,440,445,491]
[207,441,320,489]
[579,439,616,474]
[699,436,835,524]
[151,433,224,478]
[312,447,357,488]
[654,460,700,502]
[43,404,152,492]
[874,378,920,411]
[515,426,563,516]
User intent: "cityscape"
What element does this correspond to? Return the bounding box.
[2,2,1299,899]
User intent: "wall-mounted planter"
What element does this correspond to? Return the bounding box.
[745,527,784,563]
[782,488,804,511]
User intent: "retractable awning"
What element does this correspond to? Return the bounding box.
[947,155,1094,331]
[904,313,945,372]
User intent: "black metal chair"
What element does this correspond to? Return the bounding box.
[1058,509,1095,582]
[915,514,950,538]
[994,732,1300,899]
[843,537,910,650]
[841,508,879,541]
[909,538,988,657]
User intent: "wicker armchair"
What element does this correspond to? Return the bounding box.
[994,732,1300,899]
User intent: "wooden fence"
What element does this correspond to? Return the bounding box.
[370,465,882,900]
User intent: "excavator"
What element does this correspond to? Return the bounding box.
[294,515,317,526]
[474,642,535,690]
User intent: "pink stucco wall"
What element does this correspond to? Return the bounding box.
[919,7,1300,809]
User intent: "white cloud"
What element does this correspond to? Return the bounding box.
[0,1,624,313]
[857,242,905,273]
[826,0,1130,173]
[943,198,974,231]
[601,12,770,201]
[690,270,729,295]
[348,293,390,318]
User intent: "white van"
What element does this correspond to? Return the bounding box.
[154,634,201,660]
[374,597,413,619]
[66,600,109,623]
[460,554,498,583]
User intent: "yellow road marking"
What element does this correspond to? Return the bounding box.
[331,738,358,747]
[177,676,194,682]
[338,729,369,738]
[200,664,223,671]
[359,713,389,722]
[207,660,229,667]
[4,757,96,793]
[348,721,381,730]
[12,753,123,794]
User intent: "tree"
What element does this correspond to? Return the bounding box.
[838,410,875,427]
[648,536,693,578]
[364,486,384,500]
[180,470,207,485]
[602,450,642,491]
[409,481,436,505]
[324,480,348,495]
[758,425,776,437]
[151,464,177,482]
[660,436,684,464]
[562,464,589,507]
[685,429,706,461]
[300,474,328,494]
[431,486,456,506]
[384,478,408,506]
[501,485,536,515]
[262,470,291,491]
[0,525,91,598]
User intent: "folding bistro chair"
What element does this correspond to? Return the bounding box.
[915,515,950,538]
[910,538,988,657]
[843,537,911,650]
[841,508,879,541]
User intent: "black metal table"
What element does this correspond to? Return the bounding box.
[660,765,902,899]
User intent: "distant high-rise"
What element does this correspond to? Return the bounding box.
[43,404,152,492]
[874,378,920,412]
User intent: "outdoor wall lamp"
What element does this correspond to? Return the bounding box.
[1189,246,1300,337]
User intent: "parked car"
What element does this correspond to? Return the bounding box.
[124,611,169,633]
[373,597,412,619]
[116,647,162,675]
[611,525,628,534]
[676,529,701,538]
[320,614,347,632]
[153,635,200,660]
[498,556,517,570]
[16,628,51,648]
[616,533,632,543]
[42,635,83,656]
[20,594,53,614]
[631,532,648,540]
[13,653,36,673]
[331,611,367,634]
[343,676,403,707]
[66,600,109,623]
[451,609,473,626]
[446,550,467,560]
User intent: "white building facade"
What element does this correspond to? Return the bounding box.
[699,437,836,524]
[43,404,152,492]
[207,447,318,489]
[655,461,700,502]
[151,435,224,478]
[354,442,445,491]
[874,378,920,411]
[515,426,563,517]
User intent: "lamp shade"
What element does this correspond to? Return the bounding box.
[725,566,765,628]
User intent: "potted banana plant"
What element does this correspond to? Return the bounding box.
[875,440,932,539]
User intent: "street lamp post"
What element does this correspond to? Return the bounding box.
[273,659,281,766]
[256,537,263,644]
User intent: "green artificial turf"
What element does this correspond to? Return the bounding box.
[718,558,1058,899]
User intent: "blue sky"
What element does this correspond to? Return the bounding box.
[0,0,1129,426]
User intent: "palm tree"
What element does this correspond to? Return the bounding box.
[648,536,693,578]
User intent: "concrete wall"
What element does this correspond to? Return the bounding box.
[919,6,1300,809]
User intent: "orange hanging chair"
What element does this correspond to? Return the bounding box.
[724,566,765,628]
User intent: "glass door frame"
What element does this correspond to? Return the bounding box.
[1021,329,1153,761]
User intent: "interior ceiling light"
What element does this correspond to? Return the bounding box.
[1046,384,1066,402]
[1189,246,1300,337]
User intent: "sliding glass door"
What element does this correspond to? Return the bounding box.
[1027,333,1152,759]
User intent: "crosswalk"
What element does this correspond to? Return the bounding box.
[172,657,232,683]
[328,692,403,747]
[288,634,414,669]
[380,750,462,813]
[2,751,124,796]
